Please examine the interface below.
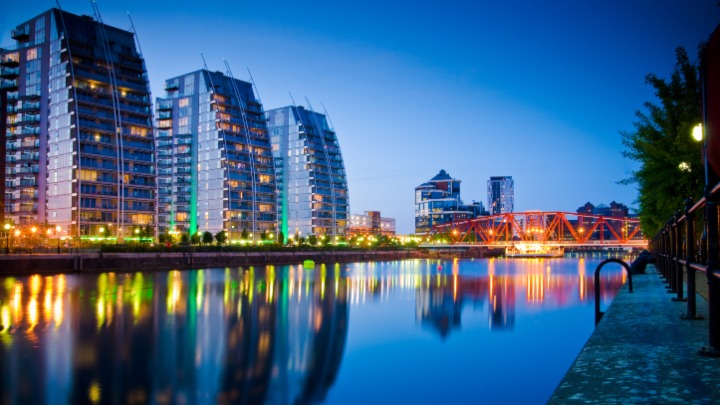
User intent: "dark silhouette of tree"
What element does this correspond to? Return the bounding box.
[621,46,704,236]
[202,231,213,245]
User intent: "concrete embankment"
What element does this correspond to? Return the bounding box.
[0,250,428,275]
[549,265,720,403]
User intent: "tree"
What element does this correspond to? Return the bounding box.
[202,231,213,245]
[215,231,227,245]
[190,232,200,245]
[307,234,318,245]
[277,231,285,245]
[621,47,704,236]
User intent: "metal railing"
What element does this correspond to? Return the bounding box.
[650,191,720,357]
[594,258,633,325]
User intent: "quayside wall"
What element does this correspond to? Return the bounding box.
[0,250,429,275]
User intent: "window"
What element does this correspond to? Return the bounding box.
[26,47,39,60]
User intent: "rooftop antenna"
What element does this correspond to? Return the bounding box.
[321,101,336,130]
[247,68,264,108]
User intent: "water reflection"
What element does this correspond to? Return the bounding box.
[0,258,626,404]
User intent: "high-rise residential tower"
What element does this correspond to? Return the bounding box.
[1,8,155,240]
[266,105,349,242]
[155,69,276,240]
[487,176,514,215]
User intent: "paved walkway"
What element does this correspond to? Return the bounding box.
[549,265,720,404]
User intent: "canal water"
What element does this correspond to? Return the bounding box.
[0,257,628,404]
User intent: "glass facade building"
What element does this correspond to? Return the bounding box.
[155,69,276,240]
[266,106,348,241]
[1,9,155,240]
[415,169,487,234]
[487,176,514,215]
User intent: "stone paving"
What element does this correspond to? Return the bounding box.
[549,265,720,404]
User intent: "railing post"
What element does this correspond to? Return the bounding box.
[667,220,676,292]
[673,211,685,301]
[683,198,701,319]
[701,198,720,356]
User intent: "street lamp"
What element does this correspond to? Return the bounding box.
[56,225,62,254]
[693,123,703,142]
[31,226,37,251]
[3,224,9,254]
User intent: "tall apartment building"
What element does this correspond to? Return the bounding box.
[415,169,487,234]
[487,176,514,215]
[266,105,349,241]
[1,9,155,240]
[155,69,276,240]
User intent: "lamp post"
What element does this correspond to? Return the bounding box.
[3,224,9,254]
[31,226,37,252]
[56,225,62,254]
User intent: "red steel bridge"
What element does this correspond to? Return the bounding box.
[425,211,647,248]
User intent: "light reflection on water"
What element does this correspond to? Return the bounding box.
[0,257,627,404]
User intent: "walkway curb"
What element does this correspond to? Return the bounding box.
[549,266,720,404]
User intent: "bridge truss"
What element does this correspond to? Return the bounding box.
[427,212,646,247]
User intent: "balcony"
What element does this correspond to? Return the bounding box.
[11,27,30,41]
[0,67,19,78]
[158,111,172,119]
[0,79,19,90]
[158,100,173,111]
[164,80,179,91]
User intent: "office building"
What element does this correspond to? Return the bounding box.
[1,8,155,240]
[156,69,276,240]
[266,105,349,241]
[415,169,488,234]
[487,176,514,215]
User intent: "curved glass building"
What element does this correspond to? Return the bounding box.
[1,8,155,241]
[156,69,276,241]
[267,105,349,242]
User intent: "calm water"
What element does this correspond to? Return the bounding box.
[0,257,628,404]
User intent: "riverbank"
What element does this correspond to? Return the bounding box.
[0,250,431,275]
[549,265,720,403]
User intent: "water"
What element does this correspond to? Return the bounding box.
[0,257,628,404]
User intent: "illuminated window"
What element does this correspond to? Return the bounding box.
[129,126,147,137]
[178,98,189,108]
[26,48,38,60]
[178,117,189,127]
[78,170,98,181]
[176,212,188,222]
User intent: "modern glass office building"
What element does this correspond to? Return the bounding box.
[0,8,155,240]
[156,69,276,240]
[487,176,514,215]
[266,105,349,242]
[415,169,487,234]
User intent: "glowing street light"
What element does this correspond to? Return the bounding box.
[693,123,703,142]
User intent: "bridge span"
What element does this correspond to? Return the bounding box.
[424,211,647,249]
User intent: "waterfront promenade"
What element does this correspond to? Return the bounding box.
[549,265,720,403]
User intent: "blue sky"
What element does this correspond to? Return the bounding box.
[2,1,719,233]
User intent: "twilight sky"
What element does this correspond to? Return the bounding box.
[2,1,719,233]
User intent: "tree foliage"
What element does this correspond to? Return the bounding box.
[621,47,703,236]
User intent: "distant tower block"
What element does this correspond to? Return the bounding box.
[487,176,514,215]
